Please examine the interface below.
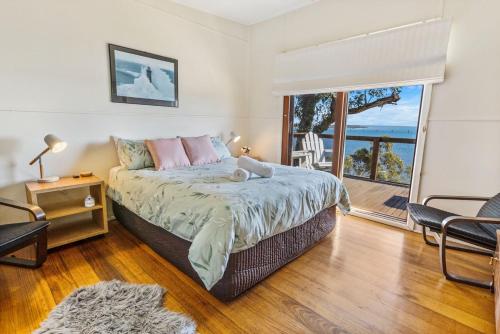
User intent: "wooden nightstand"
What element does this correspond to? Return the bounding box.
[25,176,108,249]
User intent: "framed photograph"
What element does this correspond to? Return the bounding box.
[108,44,178,107]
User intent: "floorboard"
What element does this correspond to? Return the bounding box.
[0,215,494,333]
[343,178,410,220]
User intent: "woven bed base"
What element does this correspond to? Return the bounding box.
[112,201,336,301]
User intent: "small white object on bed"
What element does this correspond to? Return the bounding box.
[231,167,251,182]
[237,156,274,178]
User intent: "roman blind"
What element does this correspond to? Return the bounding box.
[273,19,452,95]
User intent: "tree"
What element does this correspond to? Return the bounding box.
[293,88,401,133]
[343,140,407,184]
[347,148,371,177]
[376,141,404,183]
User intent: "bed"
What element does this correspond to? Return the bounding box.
[108,158,350,301]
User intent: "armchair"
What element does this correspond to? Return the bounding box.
[407,193,500,289]
[0,197,50,268]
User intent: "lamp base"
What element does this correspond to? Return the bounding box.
[37,176,60,183]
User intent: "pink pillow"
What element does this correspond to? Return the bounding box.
[181,135,220,166]
[145,138,191,170]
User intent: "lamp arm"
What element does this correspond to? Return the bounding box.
[29,147,50,165]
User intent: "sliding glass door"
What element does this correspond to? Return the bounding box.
[282,85,425,224]
[342,85,423,222]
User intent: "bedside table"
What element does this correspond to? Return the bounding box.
[25,176,108,249]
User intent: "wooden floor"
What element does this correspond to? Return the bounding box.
[0,216,495,333]
[343,177,410,220]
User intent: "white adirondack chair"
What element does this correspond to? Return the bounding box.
[301,132,333,170]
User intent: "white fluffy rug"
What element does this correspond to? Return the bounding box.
[34,280,196,334]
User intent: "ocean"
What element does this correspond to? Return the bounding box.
[296,125,417,167]
[344,125,416,167]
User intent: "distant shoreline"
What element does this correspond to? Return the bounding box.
[346,124,417,128]
[346,125,367,129]
[329,124,417,129]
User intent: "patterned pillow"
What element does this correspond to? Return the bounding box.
[210,136,232,160]
[116,138,154,170]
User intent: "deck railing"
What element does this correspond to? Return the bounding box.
[292,133,416,186]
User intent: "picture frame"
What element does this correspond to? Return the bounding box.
[108,44,178,107]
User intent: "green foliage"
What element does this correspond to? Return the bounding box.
[404,164,413,182]
[376,141,404,183]
[343,140,409,184]
[348,88,401,111]
[293,93,335,134]
[348,148,372,177]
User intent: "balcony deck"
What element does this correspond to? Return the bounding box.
[343,177,409,220]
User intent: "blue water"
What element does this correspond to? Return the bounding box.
[343,125,416,167]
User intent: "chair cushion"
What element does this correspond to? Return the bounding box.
[477,193,500,237]
[0,221,49,254]
[407,203,456,231]
[447,220,497,249]
[478,193,500,218]
[408,203,498,249]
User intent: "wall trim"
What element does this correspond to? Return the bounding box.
[0,108,249,119]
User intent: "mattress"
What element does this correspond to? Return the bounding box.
[108,158,350,289]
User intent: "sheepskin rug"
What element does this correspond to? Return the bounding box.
[34,280,196,334]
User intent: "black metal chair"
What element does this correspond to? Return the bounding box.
[0,197,50,268]
[407,193,500,289]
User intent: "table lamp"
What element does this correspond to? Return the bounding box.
[225,131,241,145]
[29,134,67,183]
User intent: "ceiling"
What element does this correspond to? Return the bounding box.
[172,0,320,26]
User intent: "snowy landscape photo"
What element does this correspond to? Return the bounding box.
[109,45,178,107]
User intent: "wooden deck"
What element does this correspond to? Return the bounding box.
[343,177,410,220]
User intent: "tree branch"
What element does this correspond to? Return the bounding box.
[348,92,400,115]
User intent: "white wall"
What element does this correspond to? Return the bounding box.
[0,0,249,222]
[247,0,500,213]
[420,0,500,213]
[2,0,499,224]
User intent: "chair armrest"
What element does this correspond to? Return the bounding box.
[0,197,46,221]
[423,195,491,206]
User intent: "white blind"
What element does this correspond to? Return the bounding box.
[273,19,452,95]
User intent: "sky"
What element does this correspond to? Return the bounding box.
[346,85,423,126]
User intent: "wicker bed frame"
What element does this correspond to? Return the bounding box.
[112,201,336,301]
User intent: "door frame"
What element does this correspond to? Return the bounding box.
[281,84,433,230]
[281,92,347,176]
[405,83,433,229]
